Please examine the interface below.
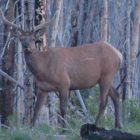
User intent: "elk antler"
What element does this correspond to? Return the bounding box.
[0,8,56,33]
[33,13,56,32]
[0,8,23,32]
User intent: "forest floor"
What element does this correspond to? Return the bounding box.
[0,110,140,140]
[0,119,140,140]
[0,96,140,140]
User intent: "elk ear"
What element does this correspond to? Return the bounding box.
[9,27,24,38]
[9,28,18,37]
[7,27,17,37]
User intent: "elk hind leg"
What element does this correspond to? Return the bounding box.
[109,86,121,128]
[95,76,112,126]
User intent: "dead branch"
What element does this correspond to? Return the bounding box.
[80,123,140,140]
[0,69,24,90]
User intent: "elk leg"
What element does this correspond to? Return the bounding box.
[59,88,69,128]
[31,89,46,126]
[95,76,112,126]
[109,86,121,128]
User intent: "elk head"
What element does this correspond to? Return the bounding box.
[0,8,54,50]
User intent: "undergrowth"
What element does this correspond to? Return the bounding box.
[0,91,140,140]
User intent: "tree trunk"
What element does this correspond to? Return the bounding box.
[23,0,35,125]
[0,0,15,125]
[16,41,24,124]
[101,0,108,41]
[80,123,140,140]
[130,0,140,97]
[121,0,132,125]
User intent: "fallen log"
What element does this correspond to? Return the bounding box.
[80,123,140,140]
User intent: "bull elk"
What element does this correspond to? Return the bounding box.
[0,9,122,128]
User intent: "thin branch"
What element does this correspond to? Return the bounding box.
[0,33,12,58]
[56,113,79,136]
[116,50,140,90]
[0,123,10,129]
[0,8,23,32]
[75,90,88,114]
[116,74,126,90]
[5,0,10,11]
[0,69,24,90]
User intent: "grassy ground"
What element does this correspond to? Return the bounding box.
[0,96,140,140]
[0,117,140,140]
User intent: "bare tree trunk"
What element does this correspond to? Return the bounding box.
[17,41,25,125]
[0,0,15,125]
[124,0,131,100]
[23,0,35,125]
[50,0,63,48]
[121,0,131,125]
[14,0,35,125]
[14,0,26,125]
[130,0,140,98]
[101,0,108,41]
[100,0,108,119]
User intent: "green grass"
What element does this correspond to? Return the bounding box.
[0,127,33,140]
[0,116,81,140]
[0,115,139,140]
[0,96,140,140]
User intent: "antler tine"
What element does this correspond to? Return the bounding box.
[33,13,56,32]
[0,8,22,32]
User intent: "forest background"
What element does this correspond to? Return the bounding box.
[0,0,140,140]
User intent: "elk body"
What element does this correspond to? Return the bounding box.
[0,9,122,128]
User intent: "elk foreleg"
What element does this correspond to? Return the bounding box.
[31,89,46,126]
[59,88,69,128]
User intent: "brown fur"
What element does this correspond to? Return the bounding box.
[23,40,122,128]
[0,11,122,128]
